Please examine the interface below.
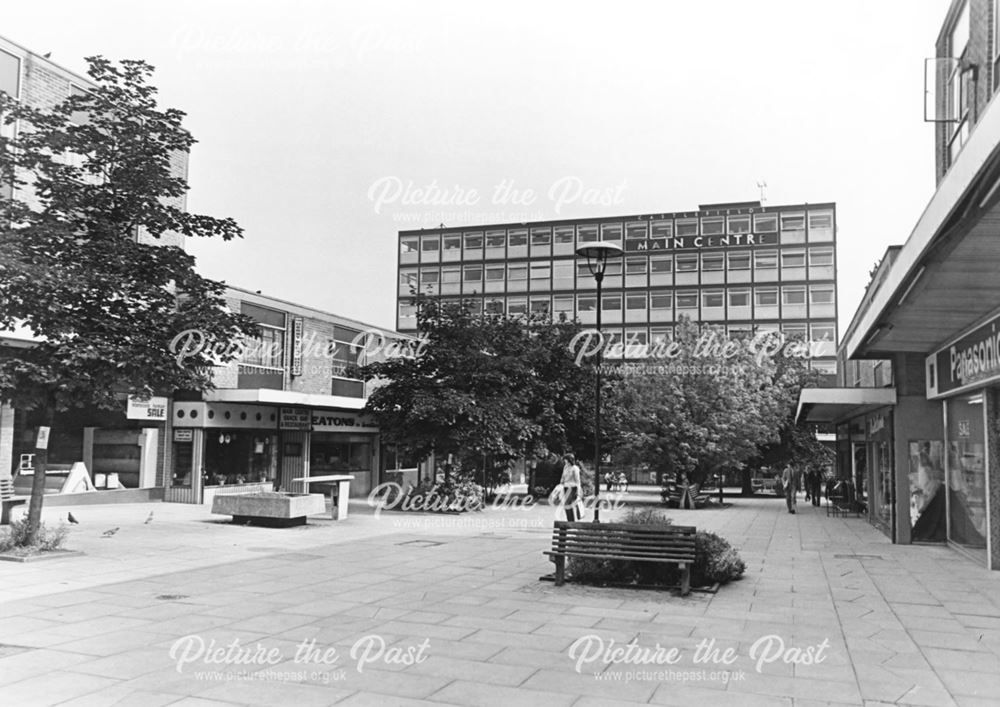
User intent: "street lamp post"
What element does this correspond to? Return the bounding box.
[576,241,623,523]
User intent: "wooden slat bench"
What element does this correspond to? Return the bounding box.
[1,478,27,525]
[544,521,697,595]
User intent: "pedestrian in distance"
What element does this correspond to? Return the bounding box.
[809,467,822,507]
[560,453,583,522]
[782,464,802,514]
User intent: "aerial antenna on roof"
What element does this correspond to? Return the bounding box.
[756,180,767,204]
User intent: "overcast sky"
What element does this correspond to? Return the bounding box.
[6,0,948,335]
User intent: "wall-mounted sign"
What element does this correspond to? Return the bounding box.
[932,316,1000,397]
[126,395,169,421]
[173,428,193,442]
[280,407,311,430]
[36,426,50,450]
[311,410,378,433]
[624,232,778,253]
[868,414,886,436]
[291,317,303,376]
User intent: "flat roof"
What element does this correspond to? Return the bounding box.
[796,387,897,424]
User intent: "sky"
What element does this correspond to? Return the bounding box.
[5,0,949,335]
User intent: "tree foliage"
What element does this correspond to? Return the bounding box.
[0,57,255,542]
[362,296,621,488]
[615,318,809,488]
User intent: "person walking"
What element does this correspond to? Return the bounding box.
[560,453,583,522]
[809,467,822,507]
[782,464,801,514]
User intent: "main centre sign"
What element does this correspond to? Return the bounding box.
[624,232,778,252]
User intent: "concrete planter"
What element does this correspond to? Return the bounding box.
[211,492,326,527]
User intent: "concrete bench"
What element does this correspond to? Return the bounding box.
[1,478,27,525]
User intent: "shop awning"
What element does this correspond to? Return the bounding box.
[796,387,897,424]
[204,388,367,411]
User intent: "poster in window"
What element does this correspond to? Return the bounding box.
[908,440,945,541]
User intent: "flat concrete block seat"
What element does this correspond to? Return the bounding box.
[211,492,326,527]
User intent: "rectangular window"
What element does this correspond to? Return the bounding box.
[810,286,835,304]
[530,228,551,246]
[650,220,673,239]
[530,263,550,281]
[420,269,439,284]
[508,264,527,281]
[651,328,672,344]
[676,219,698,237]
[484,300,504,315]
[626,257,647,274]
[729,289,750,307]
[507,298,527,316]
[701,218,725,236]
[553,295,574,315]
[728,216,750,234]
[754,250,777,269]
[464,232,483,249]
[702,254,724,271]
[602,295,622,310]
[464,265,482,281]
[650,256,672,273]
[601,223,623,240]
[243,325,285,369]
[399,270,418,288]
[675,254,698,272]
[625,222,647,239]
[755,288,778,306]
[676,292,698,309]
[754,214,778,233]
[577,295,597,312]
[577,263,593,280]
[441,267,461,284]
[808,248,834,266]
[728,251,750,270]
[810,324,835,341]
[443,236,461,251]
[0,50,19,98]
[400,238,419,255]
[422,238,440,252]
[702,291,724,308]
[507,229,528,247]
[578,224,599,243]
[626,294,647,310]
[650,293,673,309]
[530,298,550,315]
[781,251,806,268]
[485,265,505,281]
[780,213,805,232]
[486,231,505,249]
[809,212,833,230]
[782,287,806,305]
[782,323,807,339]
[554,226,574,244]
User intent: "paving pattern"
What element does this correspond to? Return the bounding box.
[1,490,999,706]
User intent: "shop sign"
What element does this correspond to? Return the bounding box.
[311,410,378,433]
[126,395,168,421]
[933,316,1000,395]
[173,428,193,442]
[279,407,311,430]
[36,426,50,450]
[624,232,777,253]
[291,317,303,376]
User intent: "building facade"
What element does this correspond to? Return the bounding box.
[800,0,1000,569]
[396,201,839,375]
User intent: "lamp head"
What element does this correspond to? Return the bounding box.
[576,241,624,276]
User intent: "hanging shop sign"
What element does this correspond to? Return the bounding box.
[126,395,169,421]
[173,428,193,442]
[930,314,1000,397]
[279,407,311,430]
[311,410,378,433]
[291,317,303,376]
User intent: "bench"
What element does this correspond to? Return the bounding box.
[1,478,27,525]
[544,521,697,595]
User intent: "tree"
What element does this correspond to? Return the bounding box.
[362,296,622,493]
[615,318,793,492]
[0,57,255,544]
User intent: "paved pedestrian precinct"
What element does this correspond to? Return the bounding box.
[0,495,998,705]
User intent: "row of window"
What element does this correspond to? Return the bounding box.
[400,211,835,258]
[399,286,835,317]
[400,248,835,291]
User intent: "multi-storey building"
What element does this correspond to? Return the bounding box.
[395,201,839,375]
[799,0,1000,569]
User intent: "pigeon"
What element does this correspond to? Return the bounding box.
[102,527,119,538]
[144,511,154,524]
[67,512,79,525]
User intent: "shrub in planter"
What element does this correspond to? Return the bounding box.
[0,518,68,554]
[692,531,746,586]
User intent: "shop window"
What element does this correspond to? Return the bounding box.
[204,432,278,486]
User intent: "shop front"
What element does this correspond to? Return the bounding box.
[927,316,999,568]
[169,401,379,504]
